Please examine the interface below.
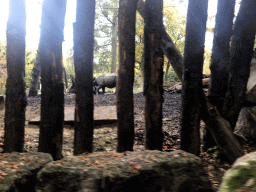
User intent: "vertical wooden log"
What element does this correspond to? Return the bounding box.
[223,0,256,129]
[180,0,208,156]
[73,0,95,155]
[4,0,26,152]
[203,0,235,151]
[144,0,164,150]
[38,0,67,160]
[117,0,138,152]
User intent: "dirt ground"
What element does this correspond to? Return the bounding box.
[0,91,247,191]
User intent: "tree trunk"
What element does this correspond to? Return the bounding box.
[116,0,137,152]
[137,0,243,163]
[203,0,235,151]
[73,0,95,155]
[137,0,183,80]
[165,60,170,81]
[4,0,26,152]
[144,0,164,151]
[111,14,118,73]
[209,0,235,99]
[63,67,68,89]
[180,0,208,156]
[28,51,41,96]
[223,0,256,130]
[38,0,66,160]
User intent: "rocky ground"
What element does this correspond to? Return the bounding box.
[1,90,254,191]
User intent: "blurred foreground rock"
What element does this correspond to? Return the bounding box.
[0,152,53,192]
[0,150,213,192]
[219,152,256,192]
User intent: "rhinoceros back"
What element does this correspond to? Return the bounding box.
[96,73,117,88]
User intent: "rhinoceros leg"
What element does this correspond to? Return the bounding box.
[96,86,101,94]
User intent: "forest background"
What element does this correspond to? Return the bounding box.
[0,0,234,95]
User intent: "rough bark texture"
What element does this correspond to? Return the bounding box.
[204,0,235,151]
[73,0,95,155]
[137,0,183,80]
[28,51,40,96]
[209,0,235,99]
[223,0,256,130]
[180,0,208,156]
[38,0,66,160]
[144,0,164,150]
[117,0,137,152]
[4,0,26,152]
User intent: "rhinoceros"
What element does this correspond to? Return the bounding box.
[94,73,117,94]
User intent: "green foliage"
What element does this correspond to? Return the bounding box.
[207,146,219,158]
[165,66,179,82]
[63,48,75,79]
[25,49,37,89]
[135,2,186,84]
[203,48,212,74]
[163,2,186,55]
[0,41,6,66]
[0,41,7,95]
[94,0,119,75]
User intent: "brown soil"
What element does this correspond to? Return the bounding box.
[0,91,249,191]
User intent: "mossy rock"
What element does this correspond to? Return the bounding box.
[219,152,256,192]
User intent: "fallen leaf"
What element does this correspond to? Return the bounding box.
[28,159,34,163]
[144,160,152,163]
[129,162,136,166]
[154,154,159,157]
[98,164,104,168]
[19,161,25,166]
[106,161,112,165]
[130,168,137,172]
[1,172,7,176]
[208,173,214,177]
[135,164,142,169]
[2,153,8,158]
[0,176,3,179]
[163,146,168,150]
[219,168,226,172]
[1,161,8,164]
[89,162,97,167]
[78,156,88,161]
[114,153,122,157]
[55,162,63,165]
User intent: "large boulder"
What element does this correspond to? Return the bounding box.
[36,150,213,192]
[235,106,256,141]
[234,57,256,141]
[0,152,53,192]
[246,57,256,104]
[219,152,256,192]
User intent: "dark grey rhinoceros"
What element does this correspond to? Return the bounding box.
[94,73,117,94]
